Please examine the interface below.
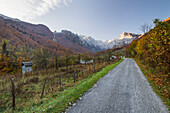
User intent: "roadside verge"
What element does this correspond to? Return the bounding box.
[134,58,170,111]
[28,59,124,112]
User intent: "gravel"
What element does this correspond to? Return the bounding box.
[66,58,169,113]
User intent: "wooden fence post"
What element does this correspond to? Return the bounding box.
[77,65,79,78]
[11,78,15,110]
[58,61,62,87]
[59,71,62,87]
[41,78,46,98]
[103,58,104,67]
[81,65,84,75]
[93,62,95,72]
[89,64,91,74]
[102,59,104,67]
[74,67,76,83]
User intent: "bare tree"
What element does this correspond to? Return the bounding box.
[139,23,153,33]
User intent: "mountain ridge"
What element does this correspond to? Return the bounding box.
[53,30,141,52]
[0,14,141,53]
[79,32,141,50]
[0,14,73,57]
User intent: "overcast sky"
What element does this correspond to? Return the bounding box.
[0,0,169,40]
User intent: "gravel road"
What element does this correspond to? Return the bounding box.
[67,58,168,113]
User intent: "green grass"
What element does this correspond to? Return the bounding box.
[0,62,109,112]
[134,59,170,111]
[20,59,124,113]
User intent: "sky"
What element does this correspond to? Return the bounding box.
[0,0,170,40]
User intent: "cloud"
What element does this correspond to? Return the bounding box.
[0,0,72,21]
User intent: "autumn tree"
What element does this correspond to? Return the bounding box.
[130,19,169,74]
[1,40,8,61]
[33,48,49,70]
[0,40,21,73]
[64,50,72,72]
[83,52,92,64]
[78,53,81,64]
[55,54,59,70]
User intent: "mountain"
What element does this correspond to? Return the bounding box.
[0,14,21,22]
[53,30,93,53]
[0,14,140,54]
[0,14,54,40]
[18,22,54,40]
[0,14,93,54]
[118,32,140,40]
[79,36,115,50]
[0,15,72,57]
[79,32,141,50]
[54,30,140,52]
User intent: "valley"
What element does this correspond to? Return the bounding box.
[0,14,169,113]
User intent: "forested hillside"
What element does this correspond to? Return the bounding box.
[127,19,169,73]
[0,16,70,54]
[54,30,93,53]
[0,17,76,73]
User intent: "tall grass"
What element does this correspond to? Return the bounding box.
[0,58,121,112]
[24,58,124,112]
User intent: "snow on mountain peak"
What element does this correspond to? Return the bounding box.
[118,32,141,40]
[54,30,141,52]
[79,32,140,50]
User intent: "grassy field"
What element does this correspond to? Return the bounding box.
[19,58,123,112]
[0,58,122,112]
[134,58,170,111]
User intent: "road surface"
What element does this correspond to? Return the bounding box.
[67,58,168,113]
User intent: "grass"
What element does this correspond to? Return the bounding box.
[134,58,170,111]
[19,58,124,113]
[0,61,112,112]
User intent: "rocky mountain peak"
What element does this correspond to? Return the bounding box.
[119,32,140,40]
